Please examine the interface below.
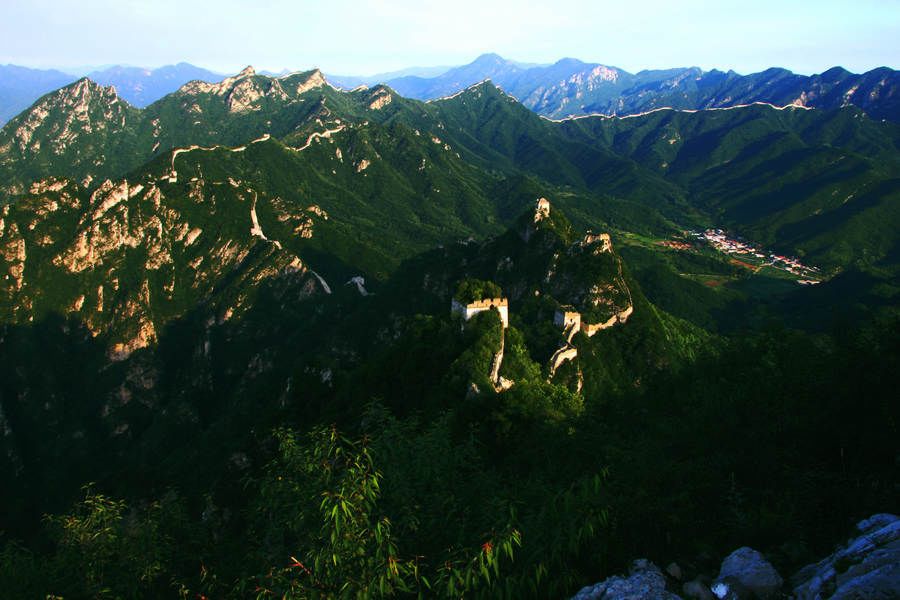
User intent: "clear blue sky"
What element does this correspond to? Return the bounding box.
[1,0,897,76]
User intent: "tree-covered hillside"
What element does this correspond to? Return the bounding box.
[350,53,900,122]
[0,68,897,598]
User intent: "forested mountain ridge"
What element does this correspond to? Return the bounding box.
[3,55,898,130]
[3,70,898,273]
[339,53,900,122]
[0,64,897,599]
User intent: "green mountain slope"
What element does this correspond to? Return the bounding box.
[0,65,898,600]
[555,105,900,269]
[3,71,898,335]
[6,71,897,272]
[0,197,701,541]
[360,54,900,122]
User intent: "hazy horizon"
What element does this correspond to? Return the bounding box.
[1,0,897,77]
[3,51,898,82]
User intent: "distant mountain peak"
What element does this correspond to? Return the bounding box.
[820,66,851,79]
[303,69,329,92]
[438,78,518,105]
[57,77,121,106]
[278,67,322,79]
[554,57,586,67]
[461,79,500,95]
[0,76,131,176]
[473,52,506,64]
[69,76,102,91]
[365,84,394,110]
[178,65,260,97]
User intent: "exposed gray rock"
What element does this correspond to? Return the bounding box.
[667,563,684,581]
[571,559,682,599]
[793,513,900,600]
[683,578,715,600]
[830,563,900,599]
[572,513,900,600]
[714,547,783,599]
[857,514,898,535]
[710,577,754,600]
[835,539,900,589]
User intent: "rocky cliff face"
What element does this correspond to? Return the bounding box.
[0,165,326,360]
[516,201,633,328]
[0,149,336,515]
[176,65,322,114]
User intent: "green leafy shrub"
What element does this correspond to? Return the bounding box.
[248,426,521,599]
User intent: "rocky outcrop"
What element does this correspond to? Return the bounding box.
[177,66,330,115]
[712,547,783,599]
[0,78,135,196]
[0,221,26,291]
[571,514,900,600]
[792,513,900,600]
[571,559,681,600]
[367,86,393,110]
[577,234,632,322]
[520,197,552,242]
[4,78,126,154]
[524,201,633,333]
[0,161,327,361]
[52,180,174,274]
[179,65,257,97]
[305,204,328,220]
[582,232,612,254]
[291,69,327,95]
[226,75,266,113]
[535,197,551,222]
